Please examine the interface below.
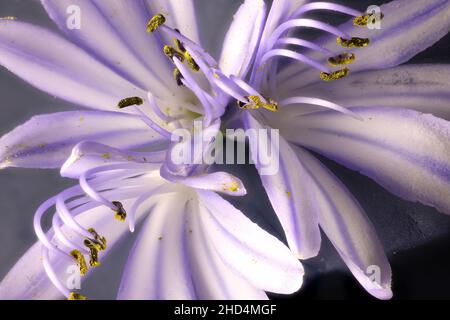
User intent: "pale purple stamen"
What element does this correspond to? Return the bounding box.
[172,57,215,126]
[260,48,330,73]
[276,37,332,55]
[33,196,71,257]
[279,96,362,120]
[265,19,350,53]
[289,2,361,19]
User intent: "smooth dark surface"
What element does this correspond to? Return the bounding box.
[0,0,450,300]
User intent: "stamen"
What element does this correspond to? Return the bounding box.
[146,14,166,33]
[260,49,330,73]
[163,45,184,61]
[118,97,144,109]
[320,67,350,81]
[174,33,187,53]
[354,12,384,26]
[112,201,127,222]
[173,68,184,86]
[337,37,370,48]
[184,52,200,72]
[328,52,355,66]
[68,292,87,300]
[88,227,107,251]
[83,239,101,267]
[70,249,88,276]
[276,37,332,55]
[240,95,279,112]
[290,2,361,19]
[266,19,350,54]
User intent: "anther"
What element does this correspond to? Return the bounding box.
[328,52,355,66]
[118,97,144,109]
[238,96,279,112]
[173,68,184,86]
[83,239,101,267]
[337,37,370,48]
[174,37,186,53]
[70,249,88,276]
[163,45,184,61]
[88,228,107,251]
[112,201,127,222]
[147,14,166,33]
[353,12,384,26]
[68,292,87,300]
[184,52,200,72]
[320,68,350,81]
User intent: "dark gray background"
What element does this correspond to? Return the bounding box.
[1,0,450,299]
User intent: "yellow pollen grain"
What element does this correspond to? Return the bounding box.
[224,181,240,192]
[84,239,101,268]
[243,95,279,112]
[353,12,384,27]
[337,37,370,48]
[184,52,200,72]
[320,68,350,81]
[118,96,144,109]
[70,250,88,276]
[112,201,127,222]
[328,52,355,66]
[101,153,111,160]
[147,14,166,33]
[68,292,87,300]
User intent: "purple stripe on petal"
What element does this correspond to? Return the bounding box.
[283,106,450,215]
[0,111,164,169]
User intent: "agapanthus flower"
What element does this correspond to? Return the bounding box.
[0,0,303,299]
[208,0,450,299]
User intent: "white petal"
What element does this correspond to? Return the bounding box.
[244,113,321,259]
[219,0,266,77]
[197,190,304,294]
[294,147,392,299]
[186,197,267,299]
[117,191,196,300]
[0,20,144,110]
[282,107,450,215]
[0,111,163,169]
[41,0,173,95]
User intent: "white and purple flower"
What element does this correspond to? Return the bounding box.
[0,0,449,300]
